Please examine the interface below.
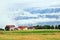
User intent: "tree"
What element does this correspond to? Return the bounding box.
[43,25,50,29]
[58,25,60,29]
[5,26,10,31]
[34,25,40,29]
[55,25,58,29]
[39,25,43,29]
[50,25,54,29]
[0,28,4,31]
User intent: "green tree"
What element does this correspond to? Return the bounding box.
[58,25,60,29]
[50,25,54,29]
[5,26,10,31]
[43,25,50,29]
[34,25,40,29]
[55,25,58,29]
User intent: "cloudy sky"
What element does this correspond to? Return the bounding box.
[0,0,60,28]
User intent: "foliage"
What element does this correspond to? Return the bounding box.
[0,28,4,31]
[5,26,10,31]
[34,25,60,29]
[58,25,60,29]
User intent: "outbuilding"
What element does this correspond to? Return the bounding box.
[5,25,15,31]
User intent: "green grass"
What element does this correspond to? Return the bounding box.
[0,29,60,40]
[0,29,60,35]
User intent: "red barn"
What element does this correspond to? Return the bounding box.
[18,26,28,30]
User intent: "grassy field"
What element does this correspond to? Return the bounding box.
[0,29,60,40]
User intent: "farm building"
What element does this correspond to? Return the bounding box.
[18,26,28,30]
[28,27,34,30]
[5,25,15,31]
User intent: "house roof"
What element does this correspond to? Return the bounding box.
[18,26,28,28]
[6,25,15,28]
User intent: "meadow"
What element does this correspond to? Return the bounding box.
[0,29,60,40]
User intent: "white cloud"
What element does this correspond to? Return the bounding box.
[0,0,60,28]
[15,11,60,26]
[16,17,60,26]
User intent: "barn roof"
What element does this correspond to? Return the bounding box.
[6,25,15,28]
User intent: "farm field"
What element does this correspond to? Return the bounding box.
[0,29,60,40]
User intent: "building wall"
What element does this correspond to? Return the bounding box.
[23,27,28,30]
[10,27,15,31]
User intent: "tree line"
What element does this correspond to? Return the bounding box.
[0,25,60,31]
[33,25,60,29]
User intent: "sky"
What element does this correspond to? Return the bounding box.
[0,0,60,29]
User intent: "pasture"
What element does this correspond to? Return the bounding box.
[0,29,60,40]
